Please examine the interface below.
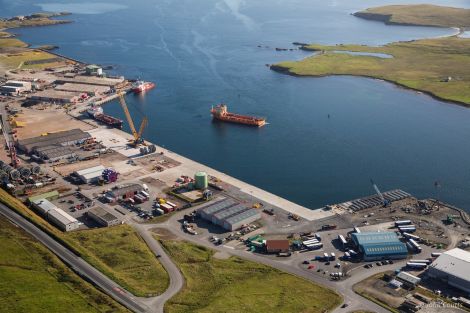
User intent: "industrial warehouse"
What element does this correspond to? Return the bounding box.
[17,129,91,154]
[427,248,470,294]
[32,198,79,231]
[197,198,261,231]
[87,207,120,227]
[351,231,408,261]
[29,89,82,104]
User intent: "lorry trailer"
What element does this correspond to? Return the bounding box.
[395,220,412,227]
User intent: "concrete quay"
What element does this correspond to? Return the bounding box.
[87,127,342,221]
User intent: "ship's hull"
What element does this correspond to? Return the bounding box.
[211,111,266,127]
[93,113,123,129]
[132,82,155,93]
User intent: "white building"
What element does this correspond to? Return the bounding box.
[427,248,470,294]
[74,165,105,184]
[32,198,56,215]
[47,208,79,232]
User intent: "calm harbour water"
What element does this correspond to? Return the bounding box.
[2,0,470,211]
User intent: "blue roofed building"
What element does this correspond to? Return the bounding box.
[351,231,408,261]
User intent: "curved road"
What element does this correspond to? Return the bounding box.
[0,204,149,313]
[132,223,184,313]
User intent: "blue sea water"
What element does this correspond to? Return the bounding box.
[2,0,470,210]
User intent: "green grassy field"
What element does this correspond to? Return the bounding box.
[0,189,169,297]
[0,216,129,313]
[273,36,470,105]
[353,4,470,28]
[66,226,169,297]
[0,49,63,69]
[160,239,342,313]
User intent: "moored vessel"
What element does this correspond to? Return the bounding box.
[132,80,156,93]
[210,104,266,127]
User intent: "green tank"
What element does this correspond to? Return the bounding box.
[194,171,208,190]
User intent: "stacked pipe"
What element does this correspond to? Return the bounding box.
[0,170,8,181]
[1,163,19,180]
[31,165,41,175]
[148,144,157,153]
[18,167,31,178]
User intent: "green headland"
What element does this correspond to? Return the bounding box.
[271,5,470,105]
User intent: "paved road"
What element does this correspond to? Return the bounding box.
[132,223,184,313]
[148,210,392,313]
[0,204,149,313]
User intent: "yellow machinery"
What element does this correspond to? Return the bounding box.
[118,92,148,146]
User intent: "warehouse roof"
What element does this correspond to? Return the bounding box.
[430,248,470,283]
[18,129,90,152]
[48,208,78,225]
[352,232,401,245]
[397,271,421,285]
[225,209,260,225]
[88,207,119,223]
[213,204,247,220]
[199,198,237,216]
[36,145,76,159]
[75,165,105,176]
[352,231,408,256]
[32,198,57,214]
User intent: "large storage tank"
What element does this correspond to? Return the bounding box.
[194,171,208,190]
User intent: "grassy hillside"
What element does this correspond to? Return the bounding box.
[0,216,129,313]
[66,226,169,297]
[272,36,470,105]
[160,239,342,313]
[354,4,470,28]
[0,189,168,297]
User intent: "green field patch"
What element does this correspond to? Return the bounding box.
[160,239,342,313]
[65,225,169,297]
[273,36,470,105]
[0,217,128,313]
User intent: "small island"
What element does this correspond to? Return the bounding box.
[271,5,470,106]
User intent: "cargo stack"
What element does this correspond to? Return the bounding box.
[102,168,119,183]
